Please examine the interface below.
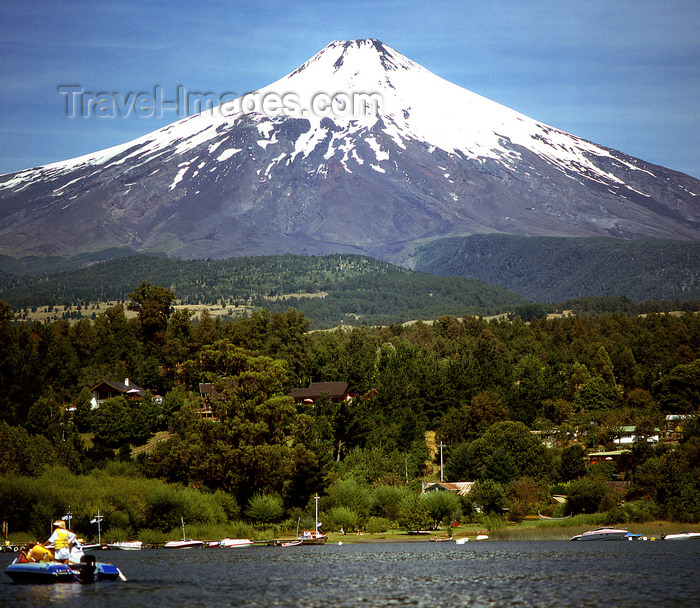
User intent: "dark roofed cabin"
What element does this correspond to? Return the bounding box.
[197,383,221,420]
[89,378,144,409]
[289,382,350,405]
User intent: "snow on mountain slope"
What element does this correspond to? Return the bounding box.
[0,39,698,261]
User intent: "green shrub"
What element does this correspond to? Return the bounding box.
[327,478,371,517]
[145,484,190,531]
[623,500,657,523]
[366,517,390,534]
[483,515,505,531]
[421,491,461,525]
[213,490,240,521]
[604,506,629,525]
[103,526,133,542]
[370,485,410,521]
[566,478,613,515]
[109,510,130,529]
[328,506,360,531]
[245,493,284,524]
[226,521,255,539]
[398,495,435,531]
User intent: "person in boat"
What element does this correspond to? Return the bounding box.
[45,520,77,563]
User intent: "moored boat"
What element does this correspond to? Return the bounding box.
[164,539,204,549]
[662,532,700,541]
[165,517,204,549]
[107,541,142,551]
[570,527,635,541]
[219,538,254,548]
[429,535,453,542]
[299,530,327,545]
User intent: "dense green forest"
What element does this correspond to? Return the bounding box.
[415,234,700,302]
[0,253,527,329]
[1,282,699,542]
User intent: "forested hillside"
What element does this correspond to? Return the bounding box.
[415,235,700,302]
[1,283,699,541]
[0,253,526,328]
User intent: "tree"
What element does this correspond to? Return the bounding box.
[559,444,587,481]
[91,396,149,448]
[421,490,461,526]
[468,479,506,514]
[654,360,700,414]
[398,495,435,531]
[464,391,508,440]
[484,447,519,484]
[573,377,618,420]
[444,442,471,482]
[150,346,317,506]
[329,506,360,531]
[593,346,617,389]
[566,478,613,515]
[127,282,175,352]
[508,355,547,425]
[370,485,411,522]
[326,478,371,518]
[456,421,551,483]
[507,477,549,518]
[0,421,56,476]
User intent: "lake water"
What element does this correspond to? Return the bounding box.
[2,540,699,607]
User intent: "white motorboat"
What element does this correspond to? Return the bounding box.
[662,532,700,541]
[164,539,204,549]
[571,527,633,541]
[107,541,142,551]
[164,517,204,549]
[219,538,254,548]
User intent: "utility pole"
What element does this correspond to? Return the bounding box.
[91,510,103,545]
[438,441,445,482]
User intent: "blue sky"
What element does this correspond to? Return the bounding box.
[1,0,698,177]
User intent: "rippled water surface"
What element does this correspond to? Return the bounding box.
[3,541,700,607]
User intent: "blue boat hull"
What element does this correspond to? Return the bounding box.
[6,559,123,584]
[6,562,75,584]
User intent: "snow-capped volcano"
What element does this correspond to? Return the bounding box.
[1,39,699,262]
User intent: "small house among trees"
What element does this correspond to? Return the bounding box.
[197,383,221,420]
[423,481,474,496]
[587,449,630,465]
[289,381,350,405]
[89,378,144,409]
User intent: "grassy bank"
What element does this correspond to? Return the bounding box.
[7,519,699,548]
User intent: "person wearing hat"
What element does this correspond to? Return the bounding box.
[45,520,77,563]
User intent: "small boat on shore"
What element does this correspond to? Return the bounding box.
[429,535,453,542]
[299,530,327,545]
[219,538,254,548]
[164,539,204,549]
[662,532,700,541]
[571,527,637,541]
[164,517,204,549]
[107,541,142,551]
